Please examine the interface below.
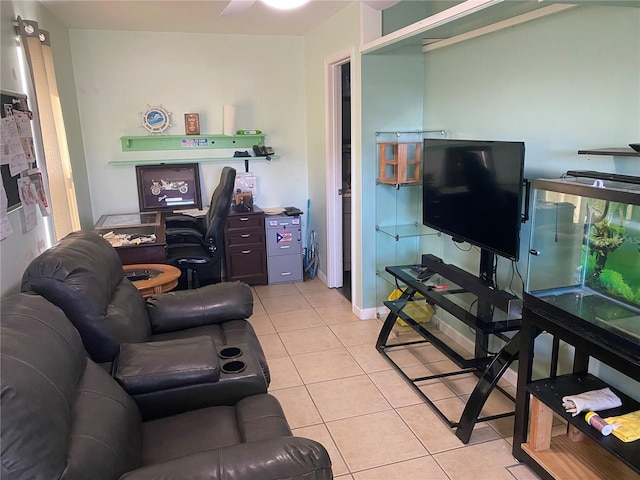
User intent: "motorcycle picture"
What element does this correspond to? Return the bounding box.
[150,179,189,196]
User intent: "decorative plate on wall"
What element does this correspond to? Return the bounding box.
[141,105,171,135]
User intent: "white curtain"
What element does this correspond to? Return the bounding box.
[17,17,80,240]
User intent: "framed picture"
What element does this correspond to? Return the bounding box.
[135,163,202,212]
[184,113,200,135]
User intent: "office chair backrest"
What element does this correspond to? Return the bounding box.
[204,166,236,250]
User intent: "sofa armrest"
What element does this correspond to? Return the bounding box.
[119,437,332,480]
[131,344,268,420]
[113,336,220,394]
[146,282,253,334]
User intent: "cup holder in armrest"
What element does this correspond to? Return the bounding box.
[219,347,243,359]
[221,360,246,374]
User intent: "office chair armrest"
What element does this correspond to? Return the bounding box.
[164,214,204,231]
[165,227,205,245]
[146,281,253,333]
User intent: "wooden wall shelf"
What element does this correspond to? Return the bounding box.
[377,141,422,185]
[121,134,265,152]
[111,134,278,165]
[108,156,279,166]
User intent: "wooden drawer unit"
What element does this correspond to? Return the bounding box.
[224,206,267,285]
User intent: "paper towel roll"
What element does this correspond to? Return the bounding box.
[223,104,235,136]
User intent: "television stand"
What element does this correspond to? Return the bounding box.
[376,254,523,443]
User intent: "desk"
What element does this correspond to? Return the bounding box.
[377,260,522,443]
[123,264,181,297]
[95,212,167,265]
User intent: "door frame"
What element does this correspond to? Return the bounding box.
[325,49,353,289]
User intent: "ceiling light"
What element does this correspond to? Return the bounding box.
[261,0,310,10]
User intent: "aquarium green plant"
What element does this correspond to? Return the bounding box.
[583,202,640,305]
[587,218,626,280]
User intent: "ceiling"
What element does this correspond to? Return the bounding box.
[38,0,355,36]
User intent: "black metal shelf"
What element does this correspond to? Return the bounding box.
[376,260,523,444]
[513,299,640,480]
[577,147,640,157]
[384,298,494,370]
[385,264,522,334]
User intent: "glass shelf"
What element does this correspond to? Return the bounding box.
[376,223,439,240]
[375,130,447,310]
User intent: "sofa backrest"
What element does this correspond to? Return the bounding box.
[1,293,142,479]
[21,231,152,363]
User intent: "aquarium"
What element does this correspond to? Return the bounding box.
[526,173,640,348]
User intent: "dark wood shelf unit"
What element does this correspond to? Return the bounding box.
[224,206,267,285]
[513,294,640,480]
[577,147,640,157]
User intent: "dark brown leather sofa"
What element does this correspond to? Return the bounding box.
[21,231,270,384]
[1,293,332,479]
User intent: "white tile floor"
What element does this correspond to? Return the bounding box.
[250,278,541,480]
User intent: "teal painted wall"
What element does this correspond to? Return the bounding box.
[423,5,639,178]
[420,4,640,396]
[382,0,461,35]
[362,51,426,310]
[422,3,639,288]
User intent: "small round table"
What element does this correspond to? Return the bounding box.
[123,264,181,297]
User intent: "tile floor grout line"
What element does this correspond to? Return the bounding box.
[251,281,538,479]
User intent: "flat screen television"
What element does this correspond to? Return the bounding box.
[422,139,525,261]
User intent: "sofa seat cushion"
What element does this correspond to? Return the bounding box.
[141,393,291,466]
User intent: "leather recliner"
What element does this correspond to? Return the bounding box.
[1,293,332,480]
[21,230,270,385]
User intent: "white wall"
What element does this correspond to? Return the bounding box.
[0,1,70,296]
[68,29,308,219]
[302,2,360,294]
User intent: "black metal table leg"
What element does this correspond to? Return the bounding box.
[455,331,521,443]
[375,286,417,351]
[512,316,542,471]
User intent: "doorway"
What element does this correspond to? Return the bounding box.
[338,62,352,301]
[325,49,353,299]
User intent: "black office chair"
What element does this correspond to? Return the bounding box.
[165,166,236,289]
